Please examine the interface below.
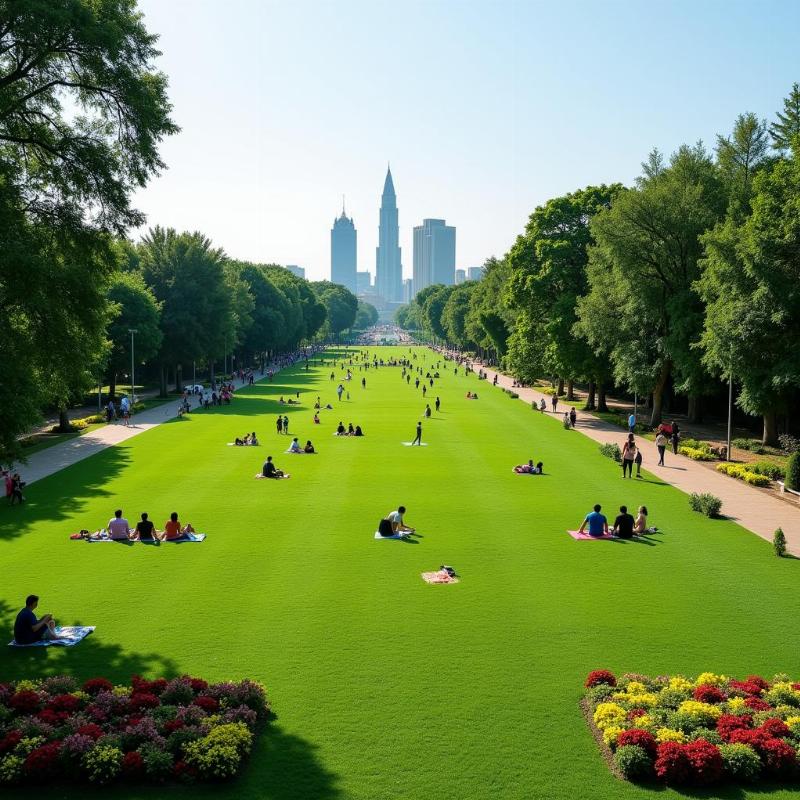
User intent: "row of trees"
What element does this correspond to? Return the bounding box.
[0,2,368,463]
[398,84,800,443]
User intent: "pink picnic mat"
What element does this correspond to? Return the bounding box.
[566,530,615,541]
[421,571,459,584]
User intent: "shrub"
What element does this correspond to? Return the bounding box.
[732,437,768,454]
[760,736,796,775]
[23,741,62,778]
[684,739,723,785]
[614,744,653,780]
[749,461,786,480]
[505,390,519,399]
[778,433,800,454]
[681,438,710,451]
[719,742,762,782]
[585,670,617,689]
[694,685,726,704]
[617,729,657,757]
[689,493,722,518]
[83,678,114,695]
[717,714,753,741]
[679,446,715,461]
[654,741,690,783]
[140,743,174,780]
[599,442,622,463]
[786,452,800,492]
[83,743,123,784]
[0,754,23,784]
[773,528,787,558]
[183,740,241,779]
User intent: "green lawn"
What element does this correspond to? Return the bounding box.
[1,346,798,800]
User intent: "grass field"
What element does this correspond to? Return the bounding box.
[1,345,799,800]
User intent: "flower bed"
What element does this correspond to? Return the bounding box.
[0,675,269,785]
[716,463,772,487]
[583,670,800,786]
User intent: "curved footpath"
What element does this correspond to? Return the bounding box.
[475,363,800,556]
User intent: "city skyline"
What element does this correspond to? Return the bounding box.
[375,167,403,303]
[330,201,357,293]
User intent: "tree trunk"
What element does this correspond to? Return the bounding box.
[585,381,597,411]
[557,378,564,396]
[159,364,168,398]
[109,372,117,400]
[763,411,778,446]
[566,379,575,401]
[687,394,702,423]
[649,362,671,427]
[597,383,609,413]
[58,407,71,433]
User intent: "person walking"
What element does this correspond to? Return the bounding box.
[628,412,636,433]
[634,447,643,478]
[283,415,289,434]
[670,421,680,455]
[551,394,558,413]
[435,396,440,412]
[337,384,344,401]
[621,435,636,478]
[655,431,668,466]
[412,421,422,446]
[569,407,577,428]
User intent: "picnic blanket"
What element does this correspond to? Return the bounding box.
[227,442,258,446]
[421,571,459,584]
[374,531,409,540]
[165,532,206,543]
[401,442,428,446]
[9,626,95,647]
[254,473,290,479]
[567,529,615,541]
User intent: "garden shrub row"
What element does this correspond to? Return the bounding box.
[716,463,772,487]
[599,443,622,463]
[0,675,269,786]
[584,670,800,787]
[678,443,716,461]
[689,493,722,517]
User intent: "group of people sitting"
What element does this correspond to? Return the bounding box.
[336,422,364,436]
[513,460,544,474]
[288,437,315,453]
[234,432,259,446]
[578,503,654,539]
[465,391,479,399]
[278,396,300,405]
[77,509,196,542]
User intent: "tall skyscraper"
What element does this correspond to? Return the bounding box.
[375,166,402,302]
[468,266,484,281]
[455,268,466,284]
[330,201,357,293]
[402,278,413,303]
[412,218,456,295]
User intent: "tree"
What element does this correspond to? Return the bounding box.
[716,113,770,215]
[312,282,357,337]
[440,282,476,348]
[465,258,514,357]
[236,262,292,360]
[354,301,379,330]
[395,304,419,330]
[578,145,726,424]
[105,272,162,397]
[138,228,231,394]
[421,285,455,340]
[770,82,800,151]
[698,144,800,444]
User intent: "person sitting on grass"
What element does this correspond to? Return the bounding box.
[249,432,258,445]
[337,421,346,435]
[289,437,303,453]
[14,595,66,644]
[634,505,655,535]
[160,512,190,541]
[578,504,608,538]
[313,412,320,424]
[612,505,635,540]
[348,422,355,435]
[378,505,416,537]
[132,512,156,542]
[108,509,132,541]
[354,425,364,436]
[261,456,288,479]
[304,440,315,453]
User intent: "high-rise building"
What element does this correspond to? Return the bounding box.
[330,202,357,293]
[356,271,372,294]
[402,278,413,303]
[375,166,402,302]
[285,265,305,279]
[468,266,484,281]
[455,268,467,285]
[412,218,456,295]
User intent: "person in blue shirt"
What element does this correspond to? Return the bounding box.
[578,504,609,538]
[628,413,636,433]
[13,595,64,644]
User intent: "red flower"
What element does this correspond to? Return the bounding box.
[792,683,800,692]
[47,693,81,713]
[617,729,657,757]
[192,695,219,712]
[0,730,22,754]
[23,741,62,777]
[744,697,771,712]
[77,723,104,740]
[761,737,796,775]
[163,719,185,734]
[585,670,617,688]
[729,680,764,696]
[684,739,723,785]
[745,675,770,691]
[189,678,209,693]
[729,728,772,752]
[627,708,647,721]
[9,689,41,713]
[82,677,113,695]
[759,718,790,739]
[717,714,753,741]
[122,750,145,776]
[654,741,690,784]
[693,685,726,704]
[37,708,68,725]
[129,692,160,711]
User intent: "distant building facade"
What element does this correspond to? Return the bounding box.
[467,266,484,281]
[375,167,403,302]
[412,218,456,296]
[402,278,413,303]
[330,204,357,293]
[455,268,466,284]
[356,271,372,294]
[285,265,305,279]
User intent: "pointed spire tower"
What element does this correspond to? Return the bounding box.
[330,194,357,293]
[375,165,402,303]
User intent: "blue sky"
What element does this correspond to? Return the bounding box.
[133,0,800,282]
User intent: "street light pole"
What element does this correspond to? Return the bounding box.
[726,368,733,462]
[129,329,138,427]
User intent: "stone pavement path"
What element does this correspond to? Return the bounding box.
[476,364,800,555]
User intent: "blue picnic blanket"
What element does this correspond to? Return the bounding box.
[8,626,95,647]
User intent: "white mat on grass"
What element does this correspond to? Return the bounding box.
[374,531,409,540]
[401,442,428,446]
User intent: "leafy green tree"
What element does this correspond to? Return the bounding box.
[312,282,358,337]
[236,262,291,359]
[465,258,514,357]
[698,144,800,444]
[440,282,476,348]
[105,272,162,397]
[716,113,770,215]
[354,301,379,329]
[395,304,419,330]
[138,228,231,394]
[421,285,455,340]
[263,266,306,347]
[770,82,800,151]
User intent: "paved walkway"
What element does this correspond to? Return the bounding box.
[473,363,800,555]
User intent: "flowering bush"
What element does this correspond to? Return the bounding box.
[0,676,269,786]
[584,670,800,786]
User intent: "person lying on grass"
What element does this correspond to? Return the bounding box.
[234,432,258,446]
[159,512,196,541]
[513,460,543,474]
[14,594,66,643]
[578,504,608,538]
[378,506,417,537]
[259,456,288,479]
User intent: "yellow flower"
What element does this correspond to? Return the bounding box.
[70,690,90,702]
[611,692,631,704]
[15,679,39,692]
[679,700,722,722]
[668,676,693,692]
[635,693,659,708]
[603,725,624,747]
[695,672,728,687]
[626,681,648,696]
[593,702,626,730]
[656,727,686,743]
[632,714,654,730]
[112,685,131,697]
[786,716,800,732]
[726,697,746,712]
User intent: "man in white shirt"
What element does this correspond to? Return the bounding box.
[386,506,414,535]
[107,509,132,540]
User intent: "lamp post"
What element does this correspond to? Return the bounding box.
[726,367,733,462]
[129,329,138,427]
